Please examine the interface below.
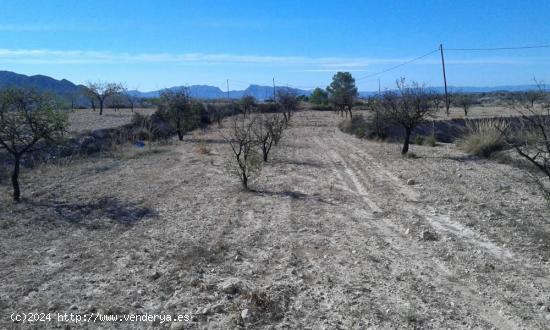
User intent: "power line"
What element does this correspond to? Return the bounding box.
[446,44,550,51]
[356,49,439,80]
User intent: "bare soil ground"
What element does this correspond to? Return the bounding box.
[441,105,522,119]
[68,108,156,133]
[1,111,549,329]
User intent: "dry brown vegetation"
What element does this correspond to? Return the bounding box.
[1,109,550,329]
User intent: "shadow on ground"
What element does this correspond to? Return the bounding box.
[27,196,157,226]
[251,189,338,205]
[275,159,325,168]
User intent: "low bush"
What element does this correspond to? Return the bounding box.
[423,135,437,147]
[413,135,437,146]
[310,104,333,111]
[339,113,388,140]
[256,103,281,114]
[458,119,509,157]
[414,135,425,145]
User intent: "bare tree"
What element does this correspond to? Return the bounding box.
[508,82,550,188]
[124,89,139,112]
[381,78,438,154]
[85,81,124,115]
[524,91,541,108]
[240,95,256,117]
[108,92,126,112]
[0,88,68,202]
[222,116,262,189]
[453,93,475,117]
[253,114,285,162]
[276,89,298,123]
[207,104,223,127]
[366,97,390,139]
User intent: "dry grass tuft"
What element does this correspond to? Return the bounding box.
[458,119,509,157]
[196,143,211,155]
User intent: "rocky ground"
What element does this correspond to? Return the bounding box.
[0,110,549,329]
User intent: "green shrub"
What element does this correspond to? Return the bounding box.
[458,119,509,157]
[414,135,425,145]
[354,126,367,138]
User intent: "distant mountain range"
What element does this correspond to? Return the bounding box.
[0,70,544,101]
[0,70,85,96]
[128,84,310,100]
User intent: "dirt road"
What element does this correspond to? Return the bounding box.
[1,111,549,329]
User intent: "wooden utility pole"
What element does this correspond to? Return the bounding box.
[378,78,381,95]
[439,44,450,116]
[226,79,230,101]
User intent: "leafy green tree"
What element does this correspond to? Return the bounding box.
[0,88,68,202]
[309,88,329,105]
[327,72,358,118]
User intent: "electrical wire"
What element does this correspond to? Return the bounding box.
[446,44,550,51]
[356,49,439,80]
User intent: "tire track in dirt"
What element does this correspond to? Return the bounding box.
[311,132,521,329]
[332,133,517,262]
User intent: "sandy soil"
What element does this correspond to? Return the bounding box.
[1,111,549,329]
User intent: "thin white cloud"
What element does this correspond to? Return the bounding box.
[0,48,376,66]
[0,48,547,67]
[0,24,104,32]
[300,69,370,72]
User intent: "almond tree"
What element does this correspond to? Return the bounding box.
[508,83,550,199]
[253,114,285,162]
[158,88,195,140]
[276,89,298,123]
[240,95,256,117]
[381,78,438,154]
[453,93,474,117]
[85,81,124,115]
[0,88,68,202]
[222,116,261,189]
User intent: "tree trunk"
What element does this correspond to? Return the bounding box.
[12,156,21,202]
[99,99,104,116]
[242,172,248,189]
[91,99,96,111]
[263,146,268,162]
[348,106,353,119]
[402,127,411,155]
[177,131,184,141]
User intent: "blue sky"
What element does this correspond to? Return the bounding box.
[0,0,549,91]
